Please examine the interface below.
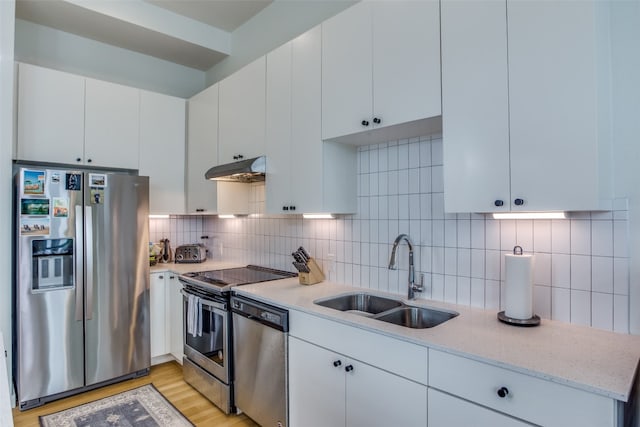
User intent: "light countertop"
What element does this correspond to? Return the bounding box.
[234,279,640,402]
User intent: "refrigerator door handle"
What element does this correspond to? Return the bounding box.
[75,205,84,322]
[85,206,94,320]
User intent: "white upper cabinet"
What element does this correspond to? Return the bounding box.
[85,78,140,169]
[321,1,372,141]
[17,63,143,170]
[441,0,511,213]
[442,0,612,212]
[218,56,266,164]
[139,90,186,215]
[265,26,356,215]
[17,63,85,165]
[507,1,611,211]
[322,1,441,145]
[372,1,441,131]
[186,84,220,214]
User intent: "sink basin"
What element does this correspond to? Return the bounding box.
[375,306,459,329]
[314,293,403,316]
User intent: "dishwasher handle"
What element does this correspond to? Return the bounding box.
[231,295,288,332]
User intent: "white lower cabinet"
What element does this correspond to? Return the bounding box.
[289,310,428,427]
[150,273,168,358]
[428,389,532,427]
[149,272,183,364]
[428,349,618,427]
[289,337,427,427]
[166,274,184,362]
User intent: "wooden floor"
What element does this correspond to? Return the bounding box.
[12,361,259,427]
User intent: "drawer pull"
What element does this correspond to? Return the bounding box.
[497,387,509,398]
[345,365,354,373]
[333,360,342,368]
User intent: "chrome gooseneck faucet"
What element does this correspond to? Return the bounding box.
[388,234,424,300]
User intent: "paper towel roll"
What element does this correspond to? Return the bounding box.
[504,252,535,320]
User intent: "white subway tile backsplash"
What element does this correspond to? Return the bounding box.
[551,254,571,288]
[457,219,471,249]
[516,220,534,253]
[614,257,630,296]
[485,220,500,250]
[614,294,630,334]
[551,220,571,254]
[500,220,517,251]
[571,220,591,255]
[591,256,613,294]
[592,292,613,331]
[571,290,591,326]
[570,255,591,291]
[533,285,551,319]
[471,219,485,249]
[533,220,552,253]
[457,276,471,305]
[470,278,485,308]
[591,221,613,256]
[533,252,551,286]
[154,135,630,333]
[551,287,571,322]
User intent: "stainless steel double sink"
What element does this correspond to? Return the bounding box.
[314,292,458,329]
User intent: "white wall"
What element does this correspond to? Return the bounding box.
[15,19,206,98]
[205,0,355,85]
[0,0,15,405]
[609,0,640,334]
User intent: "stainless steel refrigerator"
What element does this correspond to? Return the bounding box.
[13,165,150,410]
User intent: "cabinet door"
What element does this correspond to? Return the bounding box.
[139,91,186,214]
[17,63,85,165]
[508,1,606,211]
[441,0,511,213]
[289,337,345,427]
[372,1,441,129]
[150,273,167,359]
[167,274,184,362]
[428,389,531,427]
[218,56,266,163]
[321,1,372,140]
[291,25,324,213]
[186,84,219,213]
[346,359,427,427]
[265,41,293,214]
[85,78,140,169]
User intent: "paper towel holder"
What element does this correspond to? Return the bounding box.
[498,311,540,327]
[497,245,541,327]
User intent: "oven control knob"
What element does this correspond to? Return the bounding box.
[176,253,184,261]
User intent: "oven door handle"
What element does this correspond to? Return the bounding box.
[180,288,228,311]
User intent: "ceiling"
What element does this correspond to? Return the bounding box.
[15,0,274,71]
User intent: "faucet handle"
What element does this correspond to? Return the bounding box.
[414,274,425,292]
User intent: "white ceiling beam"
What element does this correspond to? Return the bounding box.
[64,0,231,55]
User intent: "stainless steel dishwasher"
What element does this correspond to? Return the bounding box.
[231,295,288,427]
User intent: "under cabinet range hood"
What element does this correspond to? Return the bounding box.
[205,156,266,183]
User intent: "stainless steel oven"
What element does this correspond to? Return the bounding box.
[178,265,296,415]
[181,284,233,413]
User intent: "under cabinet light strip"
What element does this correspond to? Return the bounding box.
[218,214,236,219]
[303,214,335,219]
[149,214,170,219]
[492,212,567,220]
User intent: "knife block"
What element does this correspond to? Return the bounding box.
[299,258,325,285]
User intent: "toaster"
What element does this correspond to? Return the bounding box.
[174,244,207,263]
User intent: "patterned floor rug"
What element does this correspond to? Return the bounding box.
[39,384,193,427]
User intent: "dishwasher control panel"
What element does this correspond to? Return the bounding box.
[231,295,288,331]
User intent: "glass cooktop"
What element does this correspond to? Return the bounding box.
[179,265,297,293]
